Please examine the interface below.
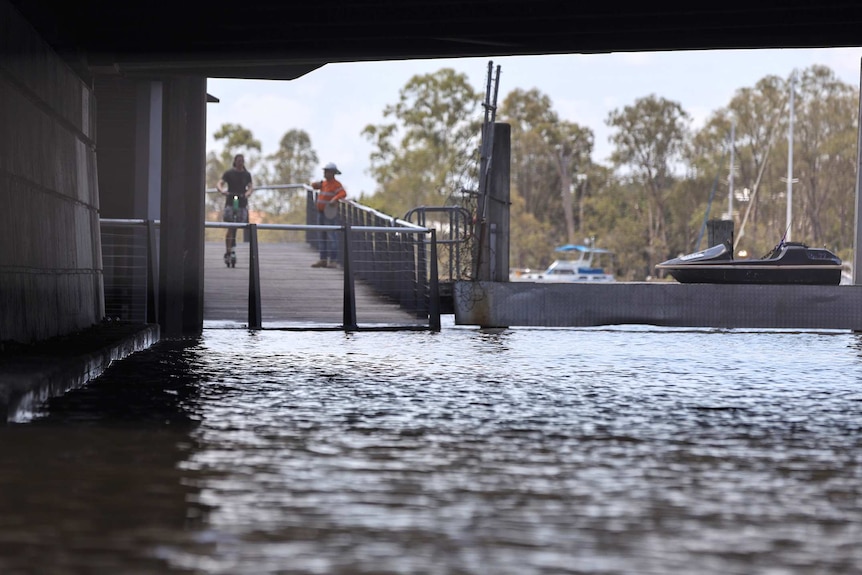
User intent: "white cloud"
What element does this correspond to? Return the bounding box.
[610,51,655,66]
[818,47,862,83]
[687,104,713,131]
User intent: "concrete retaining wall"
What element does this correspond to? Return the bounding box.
[455,281,862,330]
[0,0,103,344]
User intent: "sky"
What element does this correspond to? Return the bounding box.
[205,47,862,197]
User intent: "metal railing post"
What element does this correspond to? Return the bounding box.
[146,219,159,324]
[104,212,440,331]
[415,231,428,318]
[429,229,441,331]
[312,188,326,250]
[342,221,358,331]
[248,223,262,329]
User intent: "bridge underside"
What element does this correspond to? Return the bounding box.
[9,1,862,80]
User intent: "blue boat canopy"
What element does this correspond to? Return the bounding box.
[555,244,612,254]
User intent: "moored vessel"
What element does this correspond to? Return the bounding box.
[655,240,842,285]
[510,244,615,283]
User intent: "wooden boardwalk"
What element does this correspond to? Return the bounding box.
[203,240,427,328]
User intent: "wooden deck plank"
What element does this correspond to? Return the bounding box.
[203,241,426,327]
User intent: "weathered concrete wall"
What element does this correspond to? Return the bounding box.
[455,281,862,330]
[0,0,103,344]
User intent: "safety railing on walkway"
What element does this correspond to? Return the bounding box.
[100,219,159,324]
[403,205,473,282]
[100,216,441,331]
[206,184,472,283]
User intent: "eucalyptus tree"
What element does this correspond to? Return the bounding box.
[549,122,594,244]
[267,129,318,185]
[686,75,788,256]
[792,65,857,252]
[500,88,595,247]
[508,191,555,270]
[607,94,691,268]
[258,129,319,219]
[500,88,557,223]
[361,68,482,217]
[205,123,262,219]
[722,75,789,253]
[207,122,263,182]
[575,165,648,280]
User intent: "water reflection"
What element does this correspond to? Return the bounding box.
[1,325,862,574]
[0,340,209,574]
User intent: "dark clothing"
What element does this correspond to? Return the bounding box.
[317,209,340,262]
[223,205,249,223]
[221,168,252,208]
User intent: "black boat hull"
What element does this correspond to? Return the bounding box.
[660,264,842,285]
[656,242,843,285]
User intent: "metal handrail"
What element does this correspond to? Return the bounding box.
[99,218,441,331]
[403,205,473,282]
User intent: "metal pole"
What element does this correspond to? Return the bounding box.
[853,58,862,284]
[146,219,159,324]
[786,71,796,242]
[429,229,441,331]
[728,119,735,221]
[247,224,262,329]
[342,222,358,331]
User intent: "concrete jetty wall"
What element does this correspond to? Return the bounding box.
[454,281,862,330]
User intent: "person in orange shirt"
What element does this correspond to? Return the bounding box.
[310,162,347,268]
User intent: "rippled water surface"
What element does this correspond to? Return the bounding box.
[2,319,862,574]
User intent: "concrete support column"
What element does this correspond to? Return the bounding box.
[159,76,206,337]
[137,81,163,220]
[489,123,511,282]
[476,122,511,282]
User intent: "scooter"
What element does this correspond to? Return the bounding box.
[224,247,237,268]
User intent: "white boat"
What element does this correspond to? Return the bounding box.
[510,244,616,283]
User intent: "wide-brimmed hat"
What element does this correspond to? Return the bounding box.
[323,162,341,174]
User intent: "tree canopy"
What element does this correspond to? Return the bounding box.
[207,63,859,279]
[206,124,318,225]
[360,68,482,217]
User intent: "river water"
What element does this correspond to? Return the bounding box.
[1,318,861,574]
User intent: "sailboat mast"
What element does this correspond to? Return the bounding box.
[786,71,796,242]
[728,119,735,221]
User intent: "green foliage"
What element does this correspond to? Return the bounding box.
[587,179,650,280]
[206,123,319,221]
[499,88,595,264]
[606,94,691,270]
[509,191,555,270]
[256,129,319,217]
[267,129,318,185]
[793,65,857,250]
[210,123,263,180]
[205,123,264,223]
[361,68,482,218]
[685,75,789,257]
[205,63,859,276]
